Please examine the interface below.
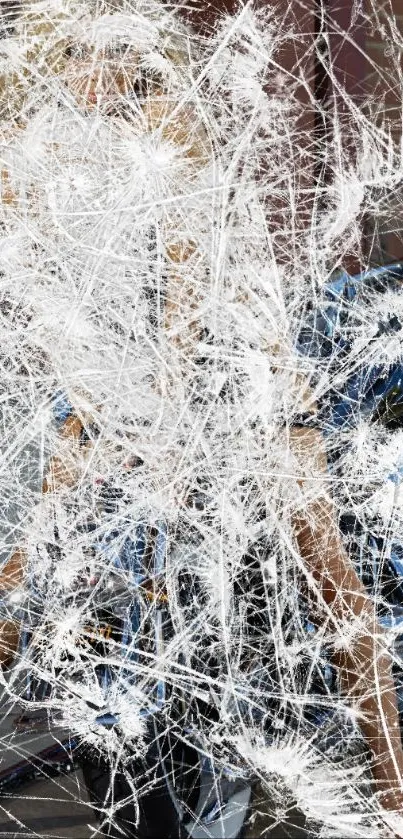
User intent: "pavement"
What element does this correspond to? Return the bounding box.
[0,690,97,838]
[0,772,95,838]
[0,773,309,839]
[0,697,310,838]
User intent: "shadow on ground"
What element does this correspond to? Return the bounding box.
[0,770,96,838]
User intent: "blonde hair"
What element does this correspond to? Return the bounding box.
[0,0,193,123]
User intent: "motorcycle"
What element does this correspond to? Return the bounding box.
[5,495,254,837]
[2,262,403,838]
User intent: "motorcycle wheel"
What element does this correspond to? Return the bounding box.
[80,722,252,839]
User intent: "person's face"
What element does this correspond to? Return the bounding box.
[62,50,140,113]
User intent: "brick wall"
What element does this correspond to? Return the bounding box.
[182,0,403,270]
[363,0,403,264]
[179,0,317,265]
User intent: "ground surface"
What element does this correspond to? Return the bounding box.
[0,701,309,838]
[0,772,95,838]
[0,774,309,839]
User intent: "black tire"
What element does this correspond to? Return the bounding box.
[79,722,251,839]
[79,726,202,839]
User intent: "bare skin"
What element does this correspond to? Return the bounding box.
[0,548,25,667]
[2,387,401,831]
[0,46,402,830]
[292,425,403,822]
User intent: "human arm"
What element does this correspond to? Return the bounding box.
[0,409,90,666]
[0,548,26,666]
[291,423,403,819]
